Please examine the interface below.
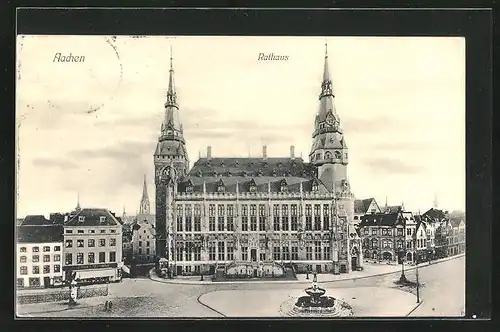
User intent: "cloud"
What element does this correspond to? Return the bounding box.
[362,157,427,175]
[32,157,79,170]
[69,139,155,160]
[371,142,438,152]
[343,115,404,134]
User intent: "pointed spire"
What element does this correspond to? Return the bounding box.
[433,193,439,208]
[165,45,178,108]
[385,196,388,207]
[139,174,150,214]
[122,205,126,219]
[323,41,330,82]
[75,191,81,212]
[319,41,334,99]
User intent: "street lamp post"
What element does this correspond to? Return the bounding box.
[416,256,420,303]
[399,248,407,283]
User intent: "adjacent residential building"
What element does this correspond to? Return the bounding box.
[132,218,156,263]
[17,223,64,288]
[449,217,465,256]
[359,211,417,264]
[63,208,123,284]
[414,215,435,262]
[353,198,381,224]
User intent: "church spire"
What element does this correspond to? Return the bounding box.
[320,41,334,99]
[75,191,81,212]
[139,174,151,215]
[165,46,178,108]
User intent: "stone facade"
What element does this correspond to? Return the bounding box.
[154,45,361,276]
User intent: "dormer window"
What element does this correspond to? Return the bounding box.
[220,161,225,167]
[235,161,239,167]
[78,216,85,223]
[280,180,288,192]
[186,185,193,193]
[226,171,232,177]
[242,171,248,177]
[99,216,106,223]
[248,180,257,192]
[312,182,319,192]
[272,170,277,177]
[197,170,202,177]
[257,170,262,176]
[217,185,225,192]
[212,171,218,177]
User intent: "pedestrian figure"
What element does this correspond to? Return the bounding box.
[108,301,113,311]
[105,300,109,311]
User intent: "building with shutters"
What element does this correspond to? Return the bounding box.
[62,208,123,284]
[154,44,363,276]
[16,223,64,289]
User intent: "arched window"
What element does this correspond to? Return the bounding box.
[324,151,332,160]
[334,150,342,159]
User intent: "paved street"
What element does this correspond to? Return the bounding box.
[17,256,465,318]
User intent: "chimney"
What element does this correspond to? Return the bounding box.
[262,145,267,159]
[290,145,295,159]
[207,146,212,159]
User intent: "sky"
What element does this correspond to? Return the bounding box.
[16,36,465,218]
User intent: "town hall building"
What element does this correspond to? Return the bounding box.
[154,44,362,276]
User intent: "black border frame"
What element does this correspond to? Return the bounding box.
[2,5,493,332]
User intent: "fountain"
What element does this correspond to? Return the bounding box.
[279,273,353,317]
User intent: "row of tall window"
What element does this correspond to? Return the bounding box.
[175,203,340,217]
[66,229,117,234]
[19,246,61,253]
[172,242,333,261]
[65,238,116,248]
[64,251,116,265]
[19,265,61,275]
[363,228,405,236]
[363,238,405,249]
[20,254,61,263]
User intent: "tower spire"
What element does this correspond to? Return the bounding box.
[139,174,151,215]
[433,193,439,208]
[166,46,178,108]
[75,191,81,212]
[323,41,330,82]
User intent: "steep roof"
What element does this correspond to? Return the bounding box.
[132,218,156,236]
[177,175,329,194]
[450,218,464,228]
[20,215,52,226]
[422,208,447,221]
[354,198,375,214]
[65,208,121,227]
[359,212,404,227]
[17,225,64,243]
[380,205,403,214]
[187,157,316,179]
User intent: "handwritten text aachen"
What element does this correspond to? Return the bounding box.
[53,53,85,62]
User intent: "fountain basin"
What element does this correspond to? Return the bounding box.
[304,287,326,304]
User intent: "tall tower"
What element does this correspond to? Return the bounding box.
[310,42,357,273]
[433,193,439,209]
[139,174,151,215]
[309,43,349,192]
[154,48,189,258]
